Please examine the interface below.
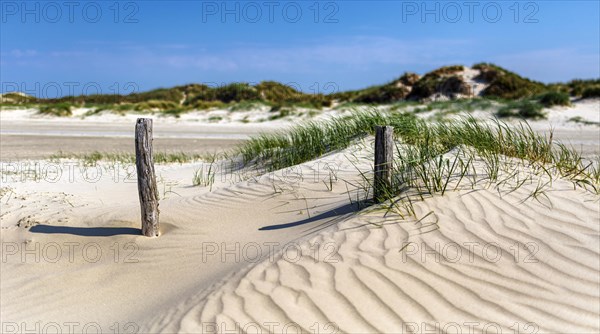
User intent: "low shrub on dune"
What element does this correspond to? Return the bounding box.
[549,79,600,97]
[127,87,185,104]
[190,100,226,110]
[537,91,571,107]
[474,63,546,99]
[1,92,36,104]
[404,64,469,101]
[214,83,260,103]
[497,100,545,119]
[582,86,600,99]
[38,103,72,117]
[352,84,410,104]
[398,72,420,86]
[134,100,180,112]
[428,65,464,76]
[330,73,419,104]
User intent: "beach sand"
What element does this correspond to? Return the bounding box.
[1,101,599,333]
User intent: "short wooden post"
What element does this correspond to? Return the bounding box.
[374,125,394,203]
[135,118,160,237]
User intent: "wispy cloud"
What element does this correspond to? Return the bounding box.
[3,38,597,88]
[2,36,473,73]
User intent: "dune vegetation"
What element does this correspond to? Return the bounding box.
[582,86,600,98]
[38,103,73,117]
[232,111,600,218]
[238,111,599,193]
[2,63,599,119]
[473,63,547,99]
[496,100,546,119]
[404,65,465,99]
[548,79,600,97]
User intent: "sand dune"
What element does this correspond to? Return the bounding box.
[0,144,369,332]
[1,133,599,333]
[146,162,600,333]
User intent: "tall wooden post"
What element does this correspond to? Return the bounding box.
[135,118,160,237]
[374,125,394,203]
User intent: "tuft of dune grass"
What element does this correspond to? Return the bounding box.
[237,111,599,193]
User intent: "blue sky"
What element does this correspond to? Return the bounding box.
[1,1,599,97]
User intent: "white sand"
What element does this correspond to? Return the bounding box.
[1,136,599,333]
[1,97,599,333]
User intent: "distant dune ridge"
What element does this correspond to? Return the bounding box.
[2,63,599,114]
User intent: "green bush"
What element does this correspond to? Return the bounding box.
[353,84,409,104]
[405,66,470,101]
[398,72,420,86]
[127,87,184,103]
[554,79,600,97]
[537,91,570,107]
[191,100,226,110]
[229,100,270,112]
[497,100,545,119]
[407,75,443,99]
[1,93,36,104]
[38,103,72,117]
[214,83,260,103]
[255,81,302,102]
[183,84,217,105]
[408,75,469,100]
[428,65,464,76]
[582,86,600,99]
[474,63,546,99]
[134,100,180,111]
[114,104,136,112]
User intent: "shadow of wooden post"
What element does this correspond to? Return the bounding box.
[135,118,160,237]
[374,125,393,204]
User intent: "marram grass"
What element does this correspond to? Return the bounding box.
[237,111,599,194]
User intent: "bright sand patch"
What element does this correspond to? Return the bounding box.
[1,138,599,333]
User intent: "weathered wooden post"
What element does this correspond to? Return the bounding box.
[135,118,160,237]
[374,125,394,203]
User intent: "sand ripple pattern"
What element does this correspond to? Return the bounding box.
[163,179,600,334]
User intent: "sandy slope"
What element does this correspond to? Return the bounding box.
[1,138,599,333]
[0,144,369,332]
[164,183,599,334]
[461,67,488,97]
[142,152,600,334]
